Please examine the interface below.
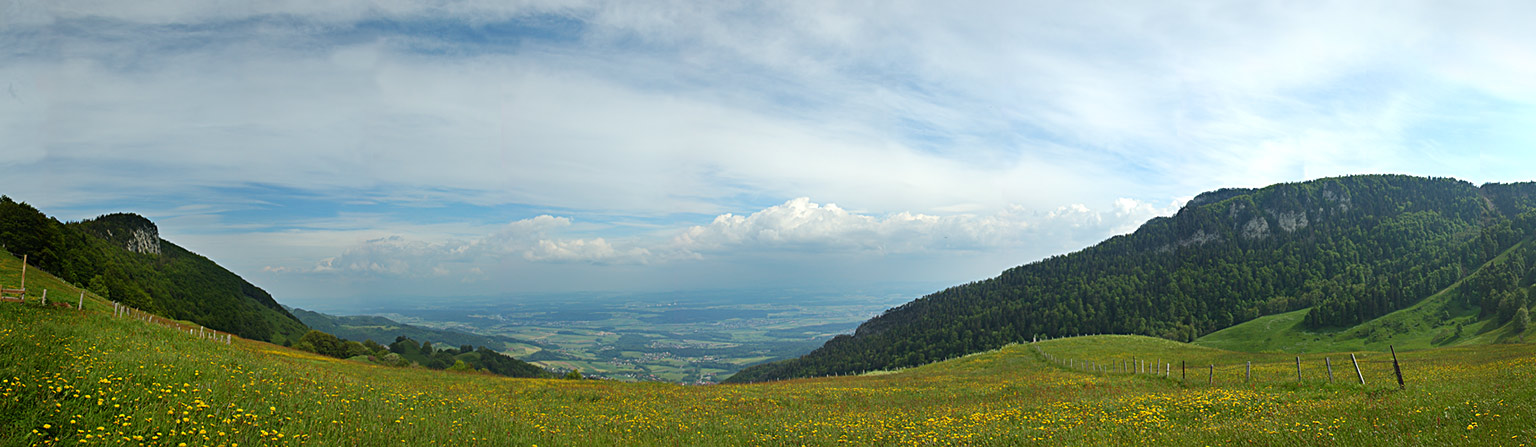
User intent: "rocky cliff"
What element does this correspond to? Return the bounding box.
[81,213,162,255]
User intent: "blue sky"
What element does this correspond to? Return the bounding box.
[3,1,1534,306]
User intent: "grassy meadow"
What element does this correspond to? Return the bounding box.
[4,254,1536,445]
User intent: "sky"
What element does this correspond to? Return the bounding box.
[3,1,1534,307]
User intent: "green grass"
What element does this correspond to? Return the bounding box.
[6,254,1536,445]
[1196,240,1531,353]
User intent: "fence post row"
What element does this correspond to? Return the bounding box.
[1034,346,1403,389]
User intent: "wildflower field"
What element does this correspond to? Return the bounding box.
[3,260,1536,445]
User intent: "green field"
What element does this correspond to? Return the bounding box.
[8,251,1536,445]
[5,277,1536,445]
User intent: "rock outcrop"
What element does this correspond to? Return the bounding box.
[82,213,162,255]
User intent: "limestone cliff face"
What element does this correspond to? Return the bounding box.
[118,225,162,255]
[82,213,162,255]
[1156,178,1357,252]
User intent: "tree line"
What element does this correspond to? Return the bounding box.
[289,329,555,379]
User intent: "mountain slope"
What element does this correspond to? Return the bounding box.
[0,196,308,343]
[289,307,551,352]
[1196,236,1536,352]
[728,175,1536,382]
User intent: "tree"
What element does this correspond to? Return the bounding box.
[87,275,109,300]
[389,337,419,355]
[447,359,472,372]
[1515,306,1530,335]
[298,330,346,358]
[342,340,369,358]
[362,339,385,355]
[564,369,583,380]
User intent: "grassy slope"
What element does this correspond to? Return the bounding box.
[1196,240,1530,353]
[6,254,1536,445]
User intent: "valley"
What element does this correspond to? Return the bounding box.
[295,286,927,383]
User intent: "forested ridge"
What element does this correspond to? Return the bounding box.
[727,175,1536,383]
[0,196,309,343]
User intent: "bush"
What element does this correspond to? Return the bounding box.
[380,353,410,367]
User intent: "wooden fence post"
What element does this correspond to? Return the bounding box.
[78,290,84,311]
[1326,357,1334,383]
[1208,364,1214,385]
[1246,361,1251,383]
[1182,361,1186,383]
[1296,356,1302,382]
[1351,353,1365,385]
[41,288,46,305]
[1390,346,1404,389]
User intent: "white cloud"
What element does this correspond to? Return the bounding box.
[9,1,1532,216]
[269,197,1176,280]
[267,214,573,277]
[525,238,651,264]
[5,1,1535,300]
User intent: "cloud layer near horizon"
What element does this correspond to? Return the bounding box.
[3,1,1533,301]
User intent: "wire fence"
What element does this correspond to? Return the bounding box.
[110,301,234,344]
[1,280,235,346]
[1032,342,1407,389]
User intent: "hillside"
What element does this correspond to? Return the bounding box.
[5,280,1535,445]
[1196,237,1536,352]
[289,307,552,353]
[0,196,308,343]
[728,175,1536,383]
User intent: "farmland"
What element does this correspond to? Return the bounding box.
[300,287,925,383]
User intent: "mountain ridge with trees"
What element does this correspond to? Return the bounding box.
[0,196,309,343]
[726,174,1536,383]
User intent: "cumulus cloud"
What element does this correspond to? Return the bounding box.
[672,198,1030,254]
[269,214,576,277]
[272,197,1180,279]
[526,238,652,264]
